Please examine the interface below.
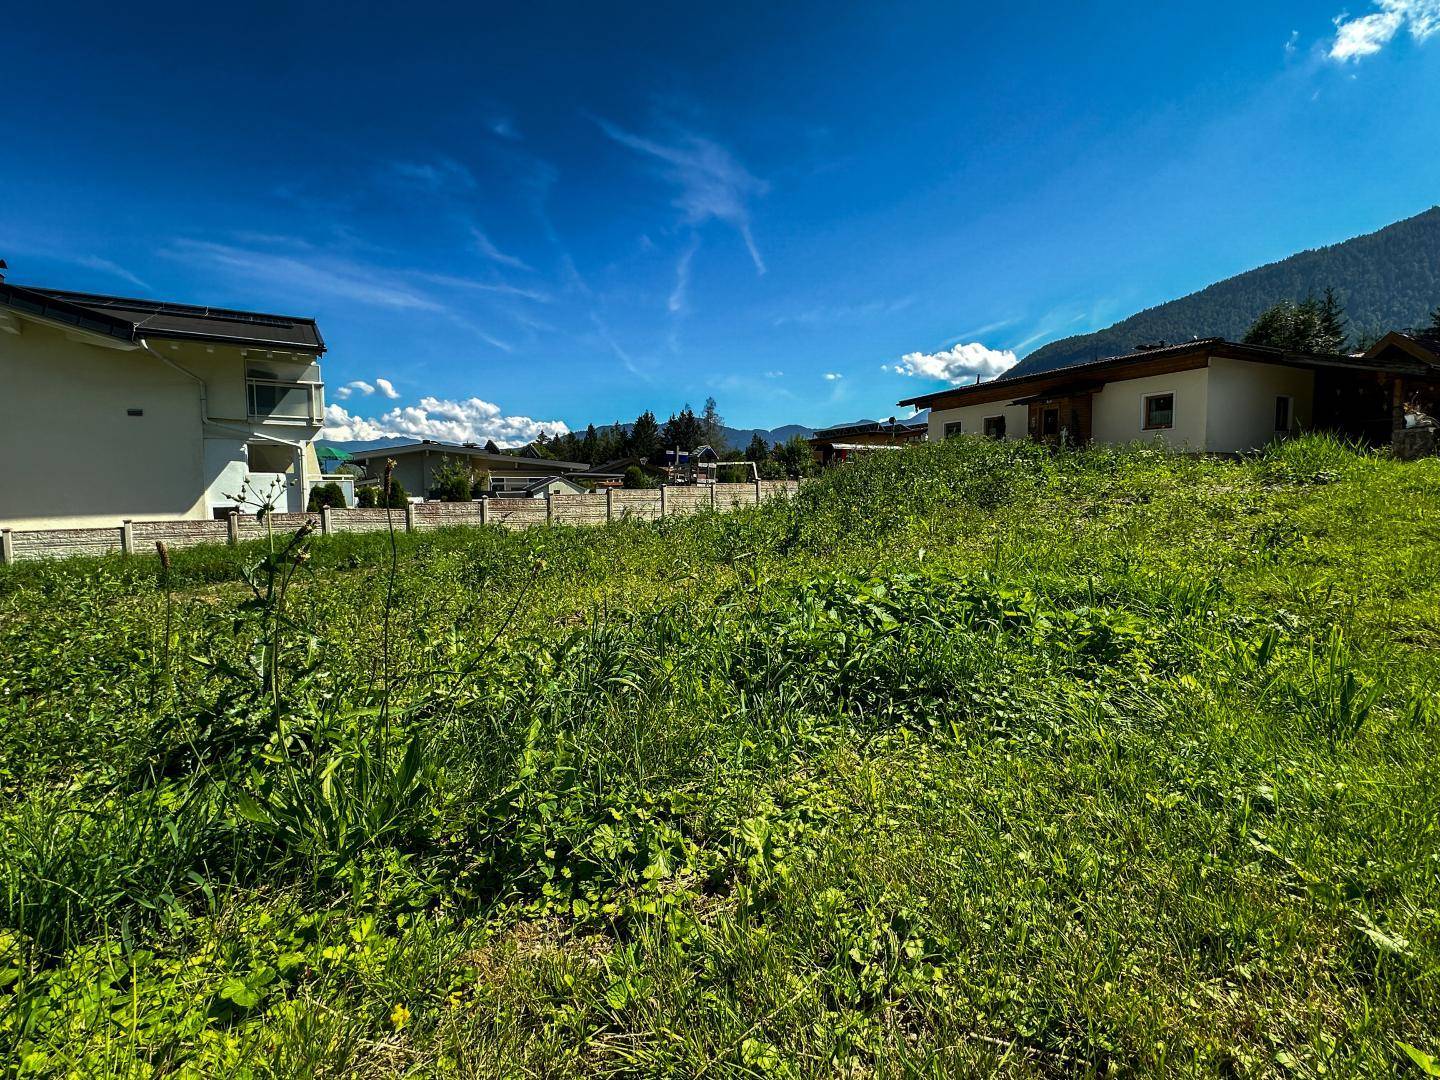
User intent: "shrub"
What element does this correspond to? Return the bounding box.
[383,477,409,508]
[306,482,346,512]
[623,465,657,489]
[356,486,379,508]
[428,456,474,502]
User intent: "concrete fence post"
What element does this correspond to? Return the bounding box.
[227,512,240,546]
[606,488,614,523]
[480,495,489,526]
[754,477,763,504]
[320,506,333,536]
[1,529,13,566]
[404,501,415,533]
[659,485,668,519]
[545,491,553,525]
[120,520,134,556]
[710,483,717,511]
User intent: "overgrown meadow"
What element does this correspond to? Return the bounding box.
[2,437,1438,1076]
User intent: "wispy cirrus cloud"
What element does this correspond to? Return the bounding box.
[668,235,700,313]
[890,342,1016,384]
[321,396,568,445]
[72,255,151,291]
[470,226,532,272]
[1329,0,1440,60]
[389,157,477,191]
[597,118,768,274]
[164,239,446,311]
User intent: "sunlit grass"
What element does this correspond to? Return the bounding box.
[1,436,1438,1075]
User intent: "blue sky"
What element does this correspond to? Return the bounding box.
[4,1,1439,443]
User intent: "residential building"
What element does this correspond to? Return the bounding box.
[899,338,1440,452]
[809,415,928,466]
[0,279,328,529]
[347,440,591,498]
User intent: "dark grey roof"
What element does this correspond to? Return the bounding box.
[347,440,589,471]
[0,282,325,352]
[812,414,928,439]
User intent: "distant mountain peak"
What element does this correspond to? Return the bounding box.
[1008,206,1440,379]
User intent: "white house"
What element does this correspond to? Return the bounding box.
[899,338,1440,452]
[0,279,329,529]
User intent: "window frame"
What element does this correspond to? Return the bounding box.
[1274,394,1294,433]
[942,420,964,439]
[1141,391,1176,432]
[982,414,1006,439]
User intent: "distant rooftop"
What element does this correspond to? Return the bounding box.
[0,281,325,352]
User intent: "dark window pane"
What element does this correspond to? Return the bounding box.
[1144,394,1174,429]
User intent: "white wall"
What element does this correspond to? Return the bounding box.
[1091,366,1210,449]
[0,320,207,529]
[1,316,325,528]
[1204,357,1313,453]
[928,401,1029,442]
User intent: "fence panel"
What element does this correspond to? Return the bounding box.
[552,493,608,526]
[133,519,233,550]
[413,503,485,531]
[714,483,758,510]
[328,508,403,534]
[486,499,548,530]
[11,526,123,561]
[664,487,709,516]
[610,489,662,521]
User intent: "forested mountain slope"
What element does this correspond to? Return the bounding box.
[1012,206,1440,376]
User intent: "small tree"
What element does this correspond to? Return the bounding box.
[306,482,346,512]
[744,432,770,463]
[1316,287,1348,353]
[357,486,379,508]
[383,476,408,509]
[622,465,657,489]
[428,455,473,502]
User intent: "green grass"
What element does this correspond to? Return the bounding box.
[2,436,1439,1076]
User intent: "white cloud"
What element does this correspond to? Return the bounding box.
[374,377,399,399]
[764,370,784,378]
[891,342,1017,384]
[470,227,532,272]
[335,380,375,401]
[597,118,768,274]
[1329,0,1440,60]
[73,255,150,291]
[823,372,843,380]
[321,396,570,446]
[668,235,700,313]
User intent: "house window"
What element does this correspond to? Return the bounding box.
[943,421,963,439]
[983,415,1006,439]
[1142,393,1174,430]
[1041,407,1059,436]
[1274,395,1293,432]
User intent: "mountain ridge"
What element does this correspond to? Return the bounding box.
[1010,207,1440,378]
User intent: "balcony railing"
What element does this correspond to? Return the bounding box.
[247,378,323,424]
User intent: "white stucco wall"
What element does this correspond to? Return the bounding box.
[1204,357,1313,452]
[1,317,323,528]
[928,401,1030,441]
[1091,366,1210,449]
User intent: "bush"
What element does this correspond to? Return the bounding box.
[428,456,474,502]
[306,482,346,512]
[383,477,408,508]
[356,486,379,508]
[623,465,657,489]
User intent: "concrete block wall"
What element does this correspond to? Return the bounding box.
[2,480,801,563]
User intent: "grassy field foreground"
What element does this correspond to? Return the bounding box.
[1,437,1439,1076]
